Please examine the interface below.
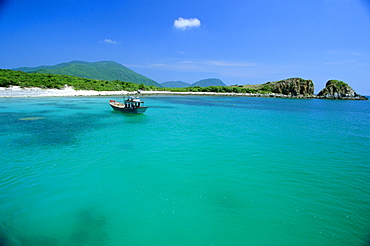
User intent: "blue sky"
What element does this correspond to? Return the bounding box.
[1,0,369,94]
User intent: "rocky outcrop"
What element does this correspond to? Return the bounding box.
[265,78,314,96]
[317,80,368,100]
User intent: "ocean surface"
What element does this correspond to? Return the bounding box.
[0,95,369,246]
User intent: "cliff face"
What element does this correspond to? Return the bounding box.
[317,80,368,100]
[266,78,314,96]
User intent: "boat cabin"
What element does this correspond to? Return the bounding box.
[124,97,144,108]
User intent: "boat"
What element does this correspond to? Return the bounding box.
[109,96,148,114]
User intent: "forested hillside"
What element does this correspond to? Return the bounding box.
[0,69,159,91]
[13,61,161,87]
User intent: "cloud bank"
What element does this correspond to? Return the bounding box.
[102,39,120,44]
[174,17,201,30]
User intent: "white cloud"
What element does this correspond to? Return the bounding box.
[102,39,120,44]
[174,17,201,30]
[327,49,363,57]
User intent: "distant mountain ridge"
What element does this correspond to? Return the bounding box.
[13,61,161,87]
[13,61,227,88]
[192,78,226,87]
[161,81,191,88]
[161,78,226,88]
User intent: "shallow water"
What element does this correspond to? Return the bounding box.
[0,96,369,245]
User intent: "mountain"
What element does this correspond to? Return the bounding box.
[13,61,161,87]
[161,81,191,88]
[191,78,226,87]
[161,79,226,88]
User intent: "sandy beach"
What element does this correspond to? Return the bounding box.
[0,86,130,98]
[0,86,317,98]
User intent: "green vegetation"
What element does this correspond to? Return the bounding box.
[0,69,159,91]
[0,69,276,93]
[9,61,317,96]
[0,69,265,93]
[161,85,259,93]
[1,69,314,96]
[233,83,269,91]
[327,80,348,88]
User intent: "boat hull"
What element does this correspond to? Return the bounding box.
[110,104,148,114]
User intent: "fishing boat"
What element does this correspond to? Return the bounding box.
[109,96,148,114]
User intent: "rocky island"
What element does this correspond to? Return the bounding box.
[317,80,368,100]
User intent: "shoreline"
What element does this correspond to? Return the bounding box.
[0,86,367,100]
[0,86,317,99]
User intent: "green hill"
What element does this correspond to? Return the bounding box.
[191,78,226,87]
[14,61,88,73]
[0,69,160,91]
[13,61,161,87]
[161,81,191,88]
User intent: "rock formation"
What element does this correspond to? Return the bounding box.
[317,80,368,100]
[265,78,314,96]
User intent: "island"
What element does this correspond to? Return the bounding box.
[0,68,367,100]
[317,80,368,100]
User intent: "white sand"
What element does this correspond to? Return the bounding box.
[0,86,316,98]
[0,86,134,98]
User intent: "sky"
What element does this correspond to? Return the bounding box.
[0,0,370,94]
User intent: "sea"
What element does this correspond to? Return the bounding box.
[0,95,369,246]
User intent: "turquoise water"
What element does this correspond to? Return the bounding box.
[0,96,369,245]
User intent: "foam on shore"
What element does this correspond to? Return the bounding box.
[0,86,128,97]
[0,86,317,98]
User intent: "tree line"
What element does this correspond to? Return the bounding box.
[0,69,273,94]
[0,69,158,91]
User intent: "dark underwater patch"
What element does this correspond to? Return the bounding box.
[69,209,109,245]
[0,111,107,147]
